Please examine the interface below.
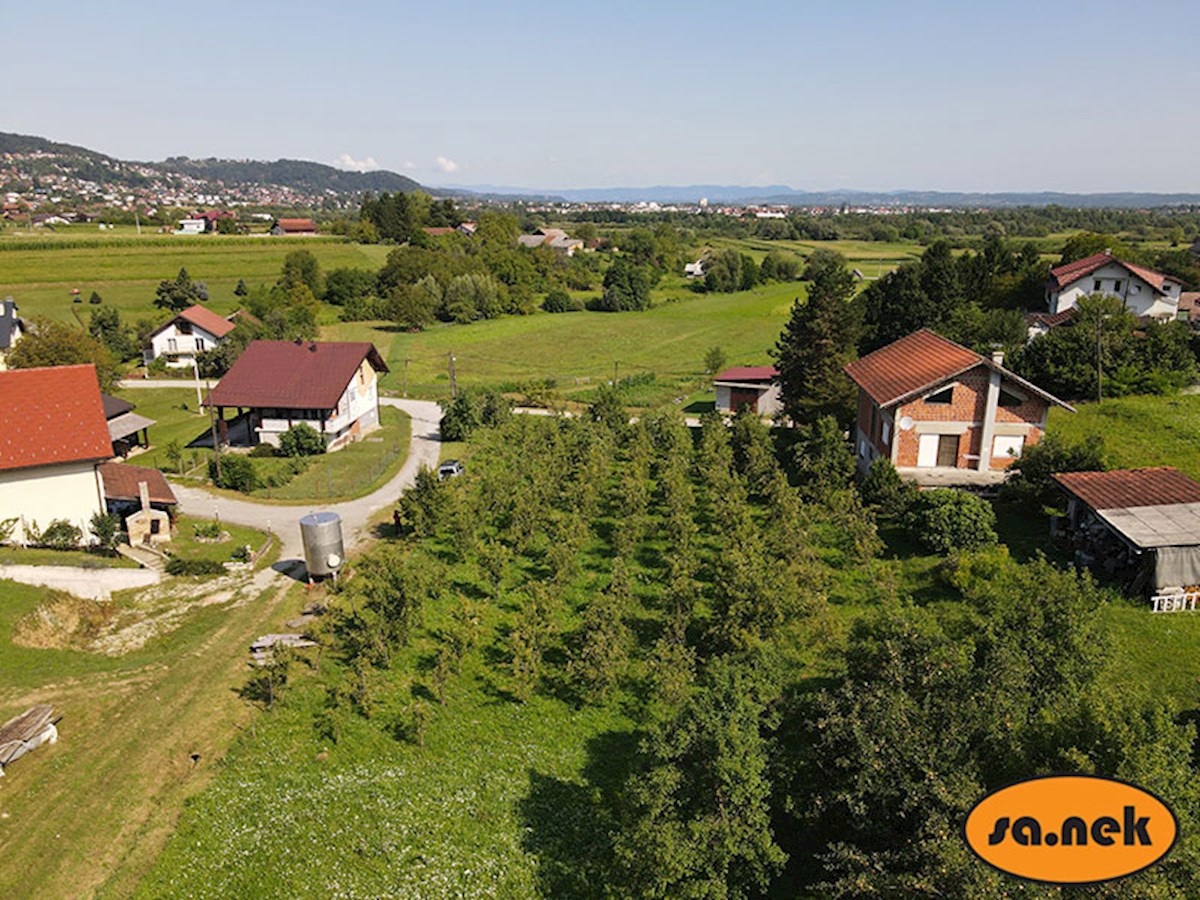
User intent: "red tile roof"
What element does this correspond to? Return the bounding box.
[179,304,237,338]
[844,329,983,406]
[1053,467,1200,511]
[1048,252,1178,294]
[204,340,388,410]
[0,364,112,472]
[98,461,177,505]
[1026,309,1076,329]
[274,218,317,233]
[422,227,457,236]
[714,365,779,382]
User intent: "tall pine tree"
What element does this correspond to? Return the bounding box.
[772,250,859,426]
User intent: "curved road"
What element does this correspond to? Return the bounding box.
[167,398,442,568]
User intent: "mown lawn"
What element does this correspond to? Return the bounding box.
[170,514,271,566]
[1049,393,1200,480]
[0,545,138,568]
[0,234,389,323]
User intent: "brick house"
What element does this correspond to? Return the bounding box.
[843,329,1073,484]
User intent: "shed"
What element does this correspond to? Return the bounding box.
[713,365,781,416]
[1053,467,1200,603]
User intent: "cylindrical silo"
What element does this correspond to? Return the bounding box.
[299,512,345,578]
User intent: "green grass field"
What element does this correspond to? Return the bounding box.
[0,234,389,323]
[1048,393,1200,480]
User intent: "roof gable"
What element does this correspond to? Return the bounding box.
[149,304,237,341]
[205,340,388,410]
[0,364,112,472]
[1049,252,1178,295]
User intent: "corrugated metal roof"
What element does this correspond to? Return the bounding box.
[204,340,387,410]
[0,364,112,472]
[1053,467,1200,511]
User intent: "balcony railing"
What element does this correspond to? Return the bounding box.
[1150,592,1200,613]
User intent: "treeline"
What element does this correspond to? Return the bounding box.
[262,408,1200,896]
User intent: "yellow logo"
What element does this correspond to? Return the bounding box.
[963,775,1177,884]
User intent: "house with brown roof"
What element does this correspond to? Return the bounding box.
[517,228,584,256]
[1052,467,1200,603]
[144,304,243,369]
[203,340,389,451]
[98,461,177,545]
[271,218,318,236]
[844,329,1073,485]
[1046,251,1183,320]
[713,365,782,416]
[0,364,112,545]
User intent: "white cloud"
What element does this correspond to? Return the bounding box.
[332,153,380,173]
[434,156,460,174]
[401,161,417,171]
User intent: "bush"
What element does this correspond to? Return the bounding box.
[40,519,84,549]
[89,512,122,550]
[1003,433,1106,511]
[166,557,225,576]
[907,489,998,554]
[248,443,277,458]
[860,459,919,518]
[209,455,259,493]
[542,288,580,313]
[193,521,221,540]
[278,423,326,457]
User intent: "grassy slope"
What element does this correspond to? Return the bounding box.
[0,575,309,898]
[1049,393,1200,480]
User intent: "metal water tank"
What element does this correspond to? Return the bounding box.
[299,512,344,578]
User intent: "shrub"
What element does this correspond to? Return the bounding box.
[860,459,919,518]
[209,455,259,493]
[89,512,122,550]
[248,443,277,458]
[166,558,225,576]
[193,521,221,540]
[277,424,326,457]
[1003,433,1106,511]
[40,519,84,549]
[542,288,577,313]
[907,489,998,554]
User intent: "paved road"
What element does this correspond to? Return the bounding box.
[0,565,160,600]
[170,398,442,566]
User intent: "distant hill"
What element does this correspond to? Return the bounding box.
[441,182,1200,208]
[0,131,435,201]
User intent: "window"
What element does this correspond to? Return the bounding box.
[925,386,953,405]
[881,420,891,445]
[167,338,177,352]
[196,337,206,351]
[998,387,1025,408]
[993,435,1025,459]
[1113,279,1124,293]
[1093,279,1102,291]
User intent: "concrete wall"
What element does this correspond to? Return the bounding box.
[1050,262,1181,319]
[714,381,779,416]
[0,461,103,544]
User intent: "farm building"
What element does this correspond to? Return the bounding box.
[143,304,242,369]
[517,228,584,255]
[98,461,176,545]
[271,218,318,236]
[174,218,206,235]
[1046,250,1183,320]
[102,393,156,456]
[203,340,388,451]
[844,329,1072,485]
[0,297,24,370]
[1052,467,1200,607]
[713,365,782,416]
[0,364,111,545]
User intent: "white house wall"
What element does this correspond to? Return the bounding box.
[1050,263,1181,318]
[0,461,103,544]
[148,323,224,367]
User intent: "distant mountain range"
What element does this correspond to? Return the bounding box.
[0,132,429,202]
[441,183,1200,208]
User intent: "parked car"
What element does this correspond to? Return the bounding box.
[438,460,464,480]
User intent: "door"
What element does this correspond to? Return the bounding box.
[936,434,959,467]
[917,434,939,467]
[730,388,759,413]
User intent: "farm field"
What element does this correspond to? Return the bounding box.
[0,234,389,322]
[0,571,308,898]
[1048,393,1200,481]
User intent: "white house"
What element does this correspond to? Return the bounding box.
[713,365,783,416]
[175,218,206,235]
[144,305,239,368]
[1046,251,1183,320]
[0,298,24,370]
[203,340,389,451]
[0,364,112,545]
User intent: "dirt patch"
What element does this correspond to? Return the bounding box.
[12,592,116,650]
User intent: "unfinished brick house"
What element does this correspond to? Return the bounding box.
[843,329,1073,485]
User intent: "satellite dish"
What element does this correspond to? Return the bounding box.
[899,416,914,431]
[327,553,342,569]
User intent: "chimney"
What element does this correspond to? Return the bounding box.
[991,349,1004,366]
[138,480,150,512]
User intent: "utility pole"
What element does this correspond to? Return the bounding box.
[206,381,223,483]
[403,356,409,398]
[1095,312,1103,405]
[191,357,203,409]
[448,352,458,398]
[613,360,619,386]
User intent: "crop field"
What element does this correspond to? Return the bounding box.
[0,233,389,322]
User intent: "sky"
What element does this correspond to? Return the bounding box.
[3,1,1198,193]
